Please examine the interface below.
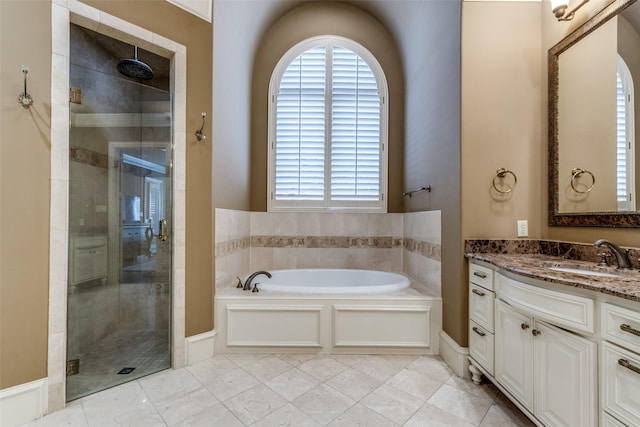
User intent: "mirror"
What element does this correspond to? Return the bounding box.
[549,0,640,226]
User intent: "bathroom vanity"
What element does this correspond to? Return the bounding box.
[466,252,640,427]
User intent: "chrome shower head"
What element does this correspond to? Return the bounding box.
[117,46,153,80]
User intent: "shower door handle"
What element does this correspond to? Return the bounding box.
[159,218,168,242]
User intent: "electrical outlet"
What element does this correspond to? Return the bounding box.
[517,220,528,237]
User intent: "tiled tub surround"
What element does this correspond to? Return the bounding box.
[214,209,442,295]
[214,210,442,356]
[465,239,640,302]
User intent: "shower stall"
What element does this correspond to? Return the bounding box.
[66,24,173,401]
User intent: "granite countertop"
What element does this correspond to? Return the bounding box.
[466,252,640,303]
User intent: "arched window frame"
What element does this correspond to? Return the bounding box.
[616,54,636,211]
[267,35,389,212]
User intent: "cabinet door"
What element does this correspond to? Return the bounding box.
[495,299,534,412]
[534,321,597,427]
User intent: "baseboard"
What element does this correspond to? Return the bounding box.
[439,331,470,379]
[185,329,217,365]
[0,378,48,427]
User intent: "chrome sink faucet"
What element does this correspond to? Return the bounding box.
[243,270,272,291]
[593,239,632,269]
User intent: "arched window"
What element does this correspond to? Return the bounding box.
[268,36,388,212]
[616,54,636,211]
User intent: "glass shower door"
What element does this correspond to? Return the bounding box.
[66,56,173,401]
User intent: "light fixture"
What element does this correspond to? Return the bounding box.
[550,0,590,21]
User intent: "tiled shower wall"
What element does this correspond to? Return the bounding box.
[214,209,441,295]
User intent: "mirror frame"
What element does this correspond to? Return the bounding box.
[548,0,640,227]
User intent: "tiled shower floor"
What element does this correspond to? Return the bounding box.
[66,329,170,401]
[30,353,534,426]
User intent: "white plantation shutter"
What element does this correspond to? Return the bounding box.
[616,55,636,211]
[275,46,326,200]
[331,45,381,200]
[269,36,388,211]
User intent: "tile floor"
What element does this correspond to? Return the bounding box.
[23,353,535,426]
[66,329,170,401]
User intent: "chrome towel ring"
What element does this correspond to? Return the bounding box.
[492,168,517,194]
[570,168,595,193]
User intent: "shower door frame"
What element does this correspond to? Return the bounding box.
[48,0,187,413]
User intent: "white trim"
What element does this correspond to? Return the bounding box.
[49,0,187,413]
[185,330,218,365]
[166,0,212,22]
[0,379,48,427]
[439,330,470,379]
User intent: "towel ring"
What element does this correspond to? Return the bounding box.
[492,168,517,194]
[570,168,595,193]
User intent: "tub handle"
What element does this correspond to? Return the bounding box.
[252,283,260,293]
[236,276,243,289]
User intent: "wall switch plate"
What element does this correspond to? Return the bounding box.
[517,220,528,237]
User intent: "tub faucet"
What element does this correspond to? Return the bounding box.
[593,239,632,269]
[243,270,272,291]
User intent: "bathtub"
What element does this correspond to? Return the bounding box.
[215,269,442,355]
[250,269,411,294]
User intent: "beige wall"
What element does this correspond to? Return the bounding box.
[248,1,405,212]
[0,0,213,390]
[0,0,52,390]
[461,1,542,346]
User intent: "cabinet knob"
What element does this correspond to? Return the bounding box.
[472,288,486,297]
[521,323,530,330]
[532,329,541,336]
[473,271,487,279]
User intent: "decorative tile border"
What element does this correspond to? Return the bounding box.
[403,238,441,262]
[215,235,443,262]
[250,235,403,249]
[70,146,109,168]
[215,237,250,258]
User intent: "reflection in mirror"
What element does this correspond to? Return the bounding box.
[549,0,640,226]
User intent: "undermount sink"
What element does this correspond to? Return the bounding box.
[546,266,622,278]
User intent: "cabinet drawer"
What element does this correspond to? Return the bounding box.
[469,320,494,375]
[496,273,594,334]
[603,303,640,354]
[602,342,640,427]
[469,263,494,290]
[469,283,495,332]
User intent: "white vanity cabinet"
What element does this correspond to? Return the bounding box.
[494,298,597,426]
[70,235,108,285]
[601,302,640,426]
[468,263,495,375]
[469,260,600,427]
